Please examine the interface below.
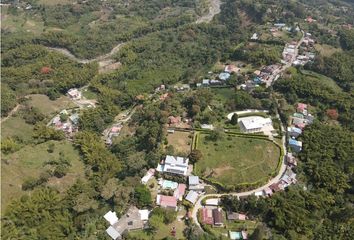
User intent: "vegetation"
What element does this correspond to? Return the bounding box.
[195,133,280,189]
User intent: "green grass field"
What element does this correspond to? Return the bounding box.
[27,94,76,116]
[1,140,85,215]
[300,70,343,93]
[212,88,236,103]
[1,116,34,142]
[195,133,280,186]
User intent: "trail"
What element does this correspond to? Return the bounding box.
[46,43,125,64]
[1,104,20,124]
[196,0,222,24]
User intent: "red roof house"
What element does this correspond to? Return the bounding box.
[168,116,181,125]
[173,184,186,201]
[201,208,214,225]
[297,103,308,113]
[157,195,177,210]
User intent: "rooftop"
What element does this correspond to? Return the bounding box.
[185,190,198,204]
[188,175,199,185]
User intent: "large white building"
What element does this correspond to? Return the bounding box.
[157,155,189,176]
[238,116,273,133]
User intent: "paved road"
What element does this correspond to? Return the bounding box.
[190,31,308,228]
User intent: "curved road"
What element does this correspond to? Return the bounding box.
[191,134,287,229]
[46,43,125,64]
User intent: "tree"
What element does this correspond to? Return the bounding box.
[230,113,238,125]
[134,184,152,207]
[189,149,203,164]
[1,84,17,117]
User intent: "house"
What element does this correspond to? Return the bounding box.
[250,33,258,40]
[297,103,308,115]
[229,231,248,240]
[200,124,214,130]
[225,65,240,73]
[304,114,314,124]
[274,23,286,28]
[188,175,204,191]
[254,70,261,76]
[201,208,214,225]
[185,190,199,204]
[227,212,246,221]
[212,208,223,226]
[238,116,273,133]
[104,207,149,240]
[281,169,297,186]
[69,113,79,125]
[205,198,219,206]
[263,187,273,196]
[141,169,155,184]
[173,184,186,201]
[156,195,177,211]
[156,155,189,176]
[168,116,181,125]
[269,182,285,192]
[286,153,297,167]
[210,79,222,85]
[218,72,231,81]
[254,191,264,197]
[288,138,302,152]
[202,79,210,86]
[160,93,169,101]
[287,126,302,138]
[160,179,178,190]
[67,88,81,100]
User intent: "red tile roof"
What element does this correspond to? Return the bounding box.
[159,195,177,208]
[201,208,213,225]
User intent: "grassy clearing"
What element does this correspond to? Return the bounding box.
[27,94,76,116]
[128,217,187,239]
[315,44,342,57]
[211,214,258,236]
[195,134,280,186]
[212,88,235,103]
[166,131,193,155]
[1,140,85,215]
[82,88,98,100]
[300,70,343,92]
[38,0,77,5]
[1,116,34,142]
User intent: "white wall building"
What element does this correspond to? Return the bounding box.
[238,116,273,133]
[157,155,189,176]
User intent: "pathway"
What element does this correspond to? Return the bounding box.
[1,104,20,124]
[196,0,222,24]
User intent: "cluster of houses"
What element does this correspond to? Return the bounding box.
[288,103,314,153]
[196,64,240,87]
[104,207,150,240]
[282,42,298,64]
[154,155,205,210]
[293,33,316,66]
[270,23,300,35]
[199,199,249,239]
[50,109,80,136]
[252,64,281,87]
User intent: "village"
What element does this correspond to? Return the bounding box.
[38,17,319,240]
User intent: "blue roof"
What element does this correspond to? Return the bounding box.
[253,77,262,83]
[219,72,231,80]
[162,180,178,189]
[289,138,302,146]
[229,231,242,240]
[292,127,302,134]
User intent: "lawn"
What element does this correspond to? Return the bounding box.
[195,133,280,186]
[166,131,193,155]
[1,140,85,215]
[27,94,76,116]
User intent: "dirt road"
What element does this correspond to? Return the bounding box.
[196,0,222,24]
[1,104,20,124]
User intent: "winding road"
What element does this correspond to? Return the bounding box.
[46,43,125,64]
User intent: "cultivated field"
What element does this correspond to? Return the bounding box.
[1,140,85,215]
[195,133,280,186]
[166,131,193,155]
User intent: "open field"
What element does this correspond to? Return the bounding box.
[300,70,343,92]
[38,0,77,5]
[314,44,342,57]
[27,94,76,116]
[212,88,236,103]
[1,116,34,142]
[127,216,187,239]
[1,140,85,215]
[195,133,280,186]
[166,131,193,155]
[209,213,258,236]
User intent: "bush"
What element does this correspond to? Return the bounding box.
[53,165,69,178]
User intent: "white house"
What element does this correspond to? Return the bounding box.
[157,155,189,176]
[67,88,81,100]
[238,116,273,133]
